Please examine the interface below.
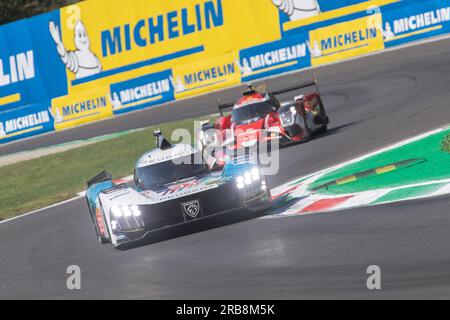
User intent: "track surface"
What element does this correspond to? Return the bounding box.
[2,38,450,299]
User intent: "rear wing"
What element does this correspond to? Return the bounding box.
[87,171,112,188]
[272,74,321,96]
[217,100,235,116]
[217,74,321,115]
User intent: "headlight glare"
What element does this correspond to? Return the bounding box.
[111,206,122,218]
[121,206,132,217]
[280,111,295,127]
[131,205,141,217]
[251,168,260,181]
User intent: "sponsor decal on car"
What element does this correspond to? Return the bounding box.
[181,200,201,218]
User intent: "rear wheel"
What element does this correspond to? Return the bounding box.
[317,97,329,134]
[300,110,312,141]
[316,114,329,134]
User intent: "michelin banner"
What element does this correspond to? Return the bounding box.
[0,101,54,144]
[381,0,450,47]
[1,0,450,143]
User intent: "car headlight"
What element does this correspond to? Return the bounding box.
[280,108,296,127]
[111,205,142,218]
[236,176,245,189]
[236,168,262,189]
[251,168,260,181]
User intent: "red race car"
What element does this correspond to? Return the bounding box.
[198,76,329,169]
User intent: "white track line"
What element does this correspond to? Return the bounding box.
[0,196,84,225]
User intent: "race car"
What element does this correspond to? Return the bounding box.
[85,131,271,249]
[197,75,329,160]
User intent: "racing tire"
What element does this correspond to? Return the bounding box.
[95,225,109,245]
[86,199,108,244]
[301,111,312,142]
[316,115,329,134]
[94,203,110,245]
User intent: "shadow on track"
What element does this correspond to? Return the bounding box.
[315,120,366,140]
[118,209,270,251]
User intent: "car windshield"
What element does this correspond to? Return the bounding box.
[231,102,276,124]
[135,152,207,190]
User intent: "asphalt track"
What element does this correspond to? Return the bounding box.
[2,37,450,299]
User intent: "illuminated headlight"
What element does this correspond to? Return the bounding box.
[244,172,252,185]
[236,176,245,189]
[111,220,118,231]
[131,205,141,217]
[251,168,260,181]
[122,206,132,217]
[112,205,142,218]
[261,180,267,191]
[236,168,262,189]
[280,110,295,127]
[111,206,122,218]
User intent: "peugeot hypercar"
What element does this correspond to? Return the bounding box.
[198,76,329,164]
[86,131,271,249]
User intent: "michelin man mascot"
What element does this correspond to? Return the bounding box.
[272,0,321,21]
[170,76,186,93]
[236,59,253,76]
[49,20,102,79]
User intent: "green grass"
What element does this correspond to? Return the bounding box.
[310,129,450,195]
[441,133,450,153]
[0,116,215,220]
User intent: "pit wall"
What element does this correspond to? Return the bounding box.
[0,0,447,143]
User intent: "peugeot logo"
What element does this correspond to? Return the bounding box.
[182,200,200,218]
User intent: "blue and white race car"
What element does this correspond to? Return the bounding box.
[86,131,271,249]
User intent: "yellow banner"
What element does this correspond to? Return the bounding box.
[51,86,113,130]
[172,52,240,99]
[309,14,385,66]
[55,0,280,96]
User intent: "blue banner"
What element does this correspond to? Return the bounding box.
[382,0,450,47]
[239,33,311,82]
[110,69,175,115]
[0,11,67,112]
[0,101,55,143]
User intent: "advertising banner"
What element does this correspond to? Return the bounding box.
[172,52,240,99]
[238,32,311,82]
[0,101,54,143]
[381,0,450,47]
[50,86,112,130]
[308,14,385,66]
[1,0,449,143]
[0,11,67,112]
[55,0,280,94]
[110,69,174,115]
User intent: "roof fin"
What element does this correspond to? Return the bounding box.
[154,129,172,150]
[243,83,256,96]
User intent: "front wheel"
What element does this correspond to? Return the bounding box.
[94,205,110,245]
